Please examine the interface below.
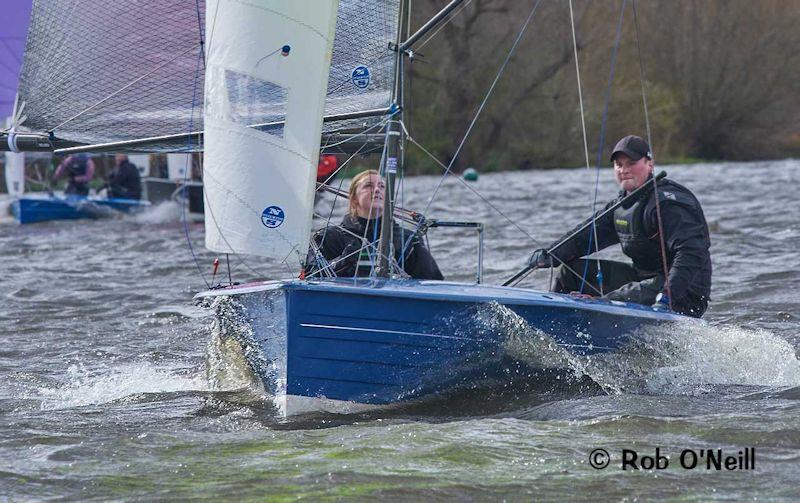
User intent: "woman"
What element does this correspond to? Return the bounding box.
[305,170,443,280]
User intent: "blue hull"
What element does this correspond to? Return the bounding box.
[200,279,687,415]
[12,196,150,224]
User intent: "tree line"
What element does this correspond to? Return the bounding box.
[402,0,800,174]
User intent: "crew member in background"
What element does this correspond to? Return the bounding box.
[104,154,142,200]
[54,154,95,196]
[527,135,711,317]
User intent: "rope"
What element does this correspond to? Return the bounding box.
[568,0,602,295]
[632,0,672,309]
[405,131,604,296]
[577,0,627,295]
[181,31,210,289]
[568,0,592,174]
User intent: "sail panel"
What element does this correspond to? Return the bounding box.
[203,0,338,262]
[17,0,207,149]
[323,0,399,133]
[15,0,398,152]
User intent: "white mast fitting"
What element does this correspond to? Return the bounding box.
[203,0,339,263]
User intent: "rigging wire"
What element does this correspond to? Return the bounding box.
[414,0,474,51]
[632,1,653,148]
[48,43,201,134]
[575,0,627,295]
[194,0,206,67]
[404,131,604,296]
[189,4,270,284]
[363,135,390,279]
[567,0,603,295]
[398,0,413,275]
[181,39,211,290]
[418,0,544,220]
[632,0,673,310]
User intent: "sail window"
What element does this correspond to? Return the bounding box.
[225,70,287,138]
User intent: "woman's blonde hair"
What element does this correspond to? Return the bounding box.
[348,169,381,216]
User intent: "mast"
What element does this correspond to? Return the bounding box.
[377,0,469,277]
[376,0,407,277]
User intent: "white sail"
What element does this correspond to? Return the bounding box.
[4,117,25,196]
[167,153,190,181]
[203,0,338,263]
[128,154,151,177]
[4,151,25,197]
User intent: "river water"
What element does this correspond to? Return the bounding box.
[1,160,798,500]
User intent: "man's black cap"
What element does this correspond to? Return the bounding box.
[610,135,651,162]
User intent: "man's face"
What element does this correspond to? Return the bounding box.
[114,154,126,164]
[354,173,385,218]
[613,154,653,192]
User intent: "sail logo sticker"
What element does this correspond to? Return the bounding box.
[261,205,285,228]
[351,66,371,89]
[386,157,398,174]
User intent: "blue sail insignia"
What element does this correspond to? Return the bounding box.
[261,205,285,228]
[351,65,371,89]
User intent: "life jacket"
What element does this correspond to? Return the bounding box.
[67,155,88,177]
[612,179,701,274]
[342,215,416,277]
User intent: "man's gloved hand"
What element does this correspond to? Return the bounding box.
[651,293,671,311]
[528,248,553,269]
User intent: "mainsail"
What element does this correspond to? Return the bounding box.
[14,0,399,152]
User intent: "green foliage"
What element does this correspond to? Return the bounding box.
[405,0,800,169]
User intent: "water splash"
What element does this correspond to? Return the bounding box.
[205,308,265,396]
[203,294,280,398]
[131,201,184,224]
[37,360,208,410]
[591,321,800,394]
[0,197,16,224]
[469,302,800,397]
[473,301,580,372]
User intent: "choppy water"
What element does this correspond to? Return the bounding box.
[1,160,799,500]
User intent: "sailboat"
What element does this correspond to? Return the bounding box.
[1,0,150,224]
[3,0,688,415]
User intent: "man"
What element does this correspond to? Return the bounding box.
[54,154,95,196]
[105,154,142,200]
[529,135,711,317]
